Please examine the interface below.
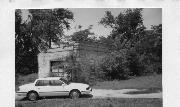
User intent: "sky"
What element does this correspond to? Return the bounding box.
[22,8,162,38]
[65,8,162,37]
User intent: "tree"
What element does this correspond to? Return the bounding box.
[99,9,145,78]
[100,9,145,49]
[99,9,162,78]
[15,9,74,74]
[135,24,162,74]
[15,9,37,74]
[29,9,74,50]
[71,25,95,42]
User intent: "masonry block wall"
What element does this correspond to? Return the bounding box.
[38,42,109,78]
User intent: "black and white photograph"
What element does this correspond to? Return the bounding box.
[14,8,162,107]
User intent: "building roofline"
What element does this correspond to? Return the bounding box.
[37,77,61,80]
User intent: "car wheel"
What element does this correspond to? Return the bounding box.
[27,92,38,101]
[69,90,80,99]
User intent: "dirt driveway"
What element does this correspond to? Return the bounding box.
[91,89,162,98]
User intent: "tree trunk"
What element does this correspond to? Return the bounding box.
[49,36,51,48]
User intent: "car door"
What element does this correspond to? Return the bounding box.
[49,80,69,96]
[35,80,52,97]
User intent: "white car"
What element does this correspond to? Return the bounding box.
[16,77,92,100]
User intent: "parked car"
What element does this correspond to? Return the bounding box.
[16,77,92,101]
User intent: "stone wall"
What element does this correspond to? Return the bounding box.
[38,42,109,79]
[38,45,76,78]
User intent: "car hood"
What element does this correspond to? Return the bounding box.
[19,83,34,88]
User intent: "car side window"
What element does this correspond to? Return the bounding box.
[49,80,63,86]
[35,80,50,86]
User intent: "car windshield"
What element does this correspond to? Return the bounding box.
[60,78,69,85]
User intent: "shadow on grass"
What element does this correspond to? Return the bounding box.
[19,94,93,101]
[124,88,162,94]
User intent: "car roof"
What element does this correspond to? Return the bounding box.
[37,77,61,80]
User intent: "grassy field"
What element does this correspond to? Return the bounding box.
[93,74,162,90]
[16,98,162,107]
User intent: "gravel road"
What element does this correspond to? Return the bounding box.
[92,89,162,98]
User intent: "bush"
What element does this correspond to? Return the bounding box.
[64,40,161,82]
[101,50,130,80]
[127,50,144,76]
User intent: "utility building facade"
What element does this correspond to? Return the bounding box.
[38,42,109,80]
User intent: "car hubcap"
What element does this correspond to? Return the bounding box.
[72,92,79,99]
[29,93,36,100]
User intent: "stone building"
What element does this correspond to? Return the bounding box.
[38,42,109,80]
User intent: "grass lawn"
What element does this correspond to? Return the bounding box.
[16,98,162,107]
[93,74,162,90]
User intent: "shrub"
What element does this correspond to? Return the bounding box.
[101,50,130,80]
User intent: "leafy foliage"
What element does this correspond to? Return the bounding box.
[99,9,162,79]
[65,9,161,81]
[15,9,74,75]
[29,9,74,50]
[101,50,130,80]
[71,25,95,42]
[100,9,145,42]
[15,8,161,82]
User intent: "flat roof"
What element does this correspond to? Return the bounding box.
[37,77,61,80]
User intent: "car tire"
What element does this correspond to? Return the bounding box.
[27,91,38,101]
[69,90,80,99]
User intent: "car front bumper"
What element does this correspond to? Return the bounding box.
[16,91,27,97]
[81,88,92,94]
[15,92,27,100]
